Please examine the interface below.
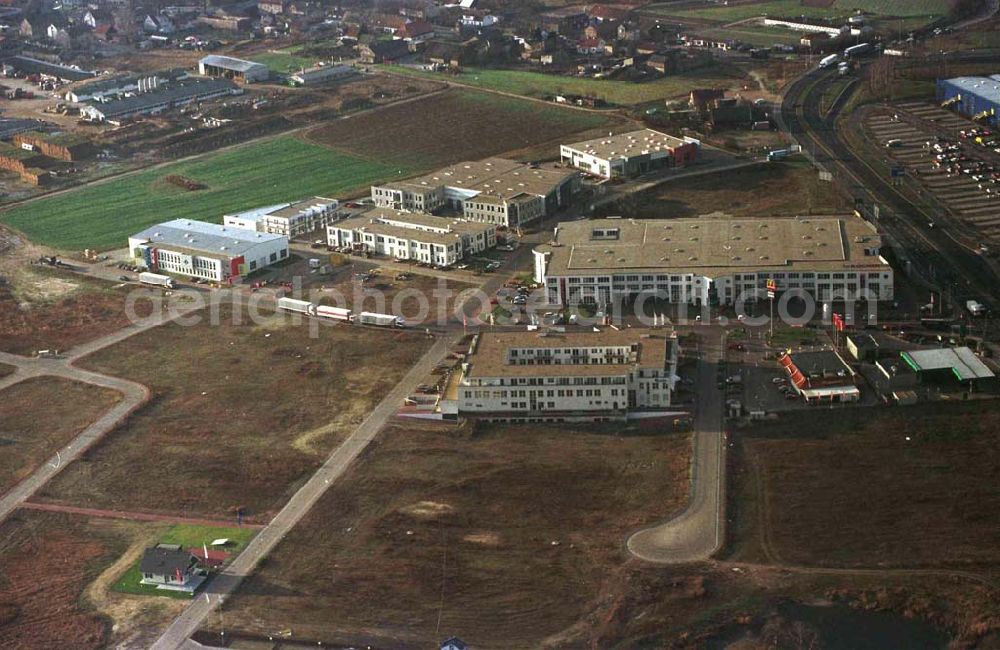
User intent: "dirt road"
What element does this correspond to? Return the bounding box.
[150,334,458,650]
[18,501,265,529]
[627,329,726,563]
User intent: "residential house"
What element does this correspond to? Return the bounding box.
[576,37,605,55]
[647,53,667,75]
[82,9,112,29]
[143,14,175,34]
[358,38,410,63]
[139,545,203,593]
[441,638,468,650]
[258,0,287,15]
[396,19,433,44]
[93,23,116,41]
[689,88,725,112]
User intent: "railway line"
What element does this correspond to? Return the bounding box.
[780,66,1000,312]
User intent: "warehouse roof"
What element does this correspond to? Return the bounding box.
[562,128,691,161]
[85,78,239,118]
[130,218,286,257]
[463,329,669,378]
[199,54,268,73]
[290,64,355,83]
[940,76,1000,106]
[9,56,95,81]
[537,216,888,276]
[333,207,494,246]
[71,68,188,95]
[901,347,995,381]
[380,158,576,200]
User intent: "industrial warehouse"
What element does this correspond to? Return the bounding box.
[128,219,289,283]
[79,78,242,124]
[224,197,340,237]
[937,75,1000,127]
[444,329,680,420]
[559,128,700,179]
[197,55,270,83]
[533,216,893,306]
[328,208,496,266]
[370,158,579,228]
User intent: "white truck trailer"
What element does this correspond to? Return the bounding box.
[358,311,405,328]
[139,272,175,289]
[277,297,314,314]
[315,305,353,322]
[843,43,873,58]
[819,53,839,69]
[966,300,987,316]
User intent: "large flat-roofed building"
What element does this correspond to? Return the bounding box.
[560,129,700,179]
[128,219,289,282]
[937,75,1000,127]
[79,78,241,124]
[198,55,269,83]
[455,329,679,418]
[327,207,496,266]
[223,197,339,237]
[370,158,579,228]
[534,216,893,306]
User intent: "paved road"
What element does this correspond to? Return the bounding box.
[151,334,457,650]
[627,330,726,563]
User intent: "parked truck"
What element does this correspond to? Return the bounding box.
[139,272,175,289]
[277,297,313,314]
[315,305,353,322]
[819,53,839,69]
[767,149,789,162]
[843,43,873,59]
[966,300,987,316]
[358,311,406,328]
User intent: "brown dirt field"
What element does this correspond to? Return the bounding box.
[0,377,121,494]
[0,511,133,650]
[732,401,1000,572]
[38,307,434,521]
[610,160,851,219]
[0,267,149,356]
[211,419,692,648]
[303,88,619,169]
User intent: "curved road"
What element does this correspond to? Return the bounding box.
[627,330,725,563]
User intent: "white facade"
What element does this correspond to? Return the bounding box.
[128,219,289,282]
[224,197,339,237]
[534,217,894,307]
[456,331,679,417]
[328,208,496,267]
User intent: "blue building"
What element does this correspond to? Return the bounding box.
[936,75,1000,127]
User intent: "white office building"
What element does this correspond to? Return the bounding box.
[327,207,496,266]
[223,196,339,237]
[454,329,679,419]
[128,219,289,282]
[534,216,894,307]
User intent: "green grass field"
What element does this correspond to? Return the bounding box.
[249,49,315,73]
[643,0,948,22]
[381,65,745,106]
[0,137,409,251]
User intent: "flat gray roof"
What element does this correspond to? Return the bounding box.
[562,128,690,161]
[537,216,888,277]
[333,207,494,246]
[130,218,285,257]
[901,347,995,381]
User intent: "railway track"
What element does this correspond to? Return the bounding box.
[780,67,1000,311]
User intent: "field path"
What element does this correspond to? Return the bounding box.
[18,501,265,529]
[0,301,205,525]
[151,334,458,649]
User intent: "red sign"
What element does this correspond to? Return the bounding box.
[832,313,844,331]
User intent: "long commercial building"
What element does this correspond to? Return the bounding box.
[327,207,496,266]
[560,129,700,179]
[224,196,339,237]
[80,78,242,124]
[533,216,893,306]
[370,158,579,228]
[937,75,1000,126]
[453,329,679,419]
[128,219,289,282]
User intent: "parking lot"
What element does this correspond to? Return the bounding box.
[865,102,1000,246]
